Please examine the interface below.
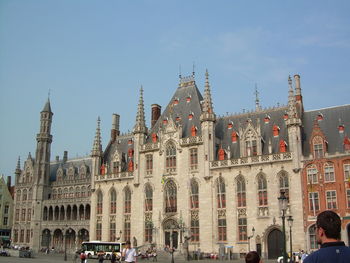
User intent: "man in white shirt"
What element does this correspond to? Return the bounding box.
[122,241,137,263]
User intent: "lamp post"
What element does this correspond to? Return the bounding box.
[278,191,288,263]
[247,227,255,252]
[170,224,175,263]
[287,216,294,263]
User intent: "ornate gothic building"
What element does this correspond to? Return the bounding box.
[12,71,350,259]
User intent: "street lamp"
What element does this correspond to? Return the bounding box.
[278,191,288,263]
[247,226,255,252]
[170,224,175,263]
[287,216,294,263]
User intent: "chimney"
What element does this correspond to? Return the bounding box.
[151,104,161,128]
[111,114,120,142]
[7,176,11,191]
[56,156,59,162]
[294,74,302,101]
[63,151,68,163]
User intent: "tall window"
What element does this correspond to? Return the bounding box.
[96,222,102,240]
[110,222,116,241]
[190,218,199,242]
[309,192,320,211]
[326,191,337,209]
[145,184,153,212]
[164,180,177,213]
[15,209,19,221]
[218,218,227,241]
[258,174,268,206]
[28,188,32,200]
[307,167,318,184]
[309,225,317,249]
[324,163,335,182]
[238,218,247,241]
[279,173,289,201]
[313,136,324,158]
[16,190,21,201]
[165,143,176,172]
[237,176,246,207]
[347,189,350,208]
[190,180,199,209]
[27,208,31,221]
[20,230,24,242]
[21,209,26,221]
[125,188,131,213]
[110,189,117,214]
[146,155,153,175]
[344,163,350,181]
[190,148,198,170]
[145,221,152,243]
[4,205,9,214]
[217,177,226,209]
[97,191,103,214]
[22,189,27,201]
[124,219,131,242]
[113,161,119,174]
[26,229,30,243]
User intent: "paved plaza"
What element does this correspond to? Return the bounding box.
[0,250,278,263]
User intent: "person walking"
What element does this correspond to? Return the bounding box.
[122,240,137,263]
[98,253,104,263]
[304,210,350,263]
[111,250,117,263]
[245,251,262,263]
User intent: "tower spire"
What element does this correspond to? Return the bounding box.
[133,86,147,134]
[15,156,21,175]
[200,69,216,122]
[255,84,261,111]
[287,75,297,118]
[91,117,102,157]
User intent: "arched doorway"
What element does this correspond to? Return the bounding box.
[163,219,179,249]
[267,229,283,259]
[42,229,51,248]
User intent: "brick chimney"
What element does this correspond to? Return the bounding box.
[7,176,11,191]
[151,104,161,128]
[111,113,120,142]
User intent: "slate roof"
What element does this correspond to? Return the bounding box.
[49,157,92,182]
[215,106,289,159]
[147,76,203,142]
[301,104,350,156]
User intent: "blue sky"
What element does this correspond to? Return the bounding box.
[1,0,350,181]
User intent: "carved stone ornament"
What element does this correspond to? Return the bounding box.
[217,209,226,218]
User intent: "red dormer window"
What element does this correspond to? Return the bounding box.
[338,125,345,133]
[163,119,168,125]
[152,133,157,143]
[317,113,323,121]
[218,148,225,161]
[273,125,280,137]
[128,160,134,172]
[175,116,181,122]
[128,148,134,157]
[264,116,270,123]
[128,139,133,145]
[186,96,191,102]
[227,122,233,129]
[279,140,287,153]
[100,163,106,175]
[344,136,350,151]
[231,131,238,143]
[188,113,193,120]
[191,125,197,137]
[173,99,179,105]
[283,114,289,120]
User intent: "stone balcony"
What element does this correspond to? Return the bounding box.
[210,152,292,169]
[95,172,134,182]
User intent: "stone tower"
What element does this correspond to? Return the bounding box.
[32,98,53,251]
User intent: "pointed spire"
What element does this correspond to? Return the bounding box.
[287,75,297,118]
[133,86,147,134]
[200,69,216,122]
[15,156,21,175]
[28,152,32,159]
[255,84,261,111]
[42,97,52,113]
[91,117,102,157]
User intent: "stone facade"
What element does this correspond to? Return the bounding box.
[0,175,13,246]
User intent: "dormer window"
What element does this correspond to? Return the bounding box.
[163,119,168,125]
[152,133,157,143]
[231,131,238,143]
[273,125,280,137]
[128,148,134,157]
[173,98,179,105]
[218,148,226,161]
[186,95,191,102]
[338,125,345,133]
[128,160,134,172]
[313,136,324,159]
[283,113,289,120]
[317,113,323,121]
[344,136,350,151]
[264,115,270,123]
[188,113,194,120]
[227,122,233,129]
[175,116,181,122]
[279,140,287,153]
[191,125,197,137]
[128,139,133,145]
[245,130,257,156]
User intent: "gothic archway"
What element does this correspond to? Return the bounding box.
[163,218,179,249]
[267,229,283,259]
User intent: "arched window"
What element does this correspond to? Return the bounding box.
[218,148,225,161]
[97,191,103,214]
[237,176,246,207]
[165,142,176,172]
[216,177,226,209]
[309,225,317,250]
[58,188,62,199]
[22,189,27,201]
[279,140,287,153]
[279,172,289,201]
[75,187,80,198]
[145,184,153,212]
[324,163,335,182]
[164,180,177,213]
[124,188,131,214]
[16,190,21,201]
[190,179,199,209]
[28,188,32,200]
[257,174,268,206]
[110,189,117,214]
